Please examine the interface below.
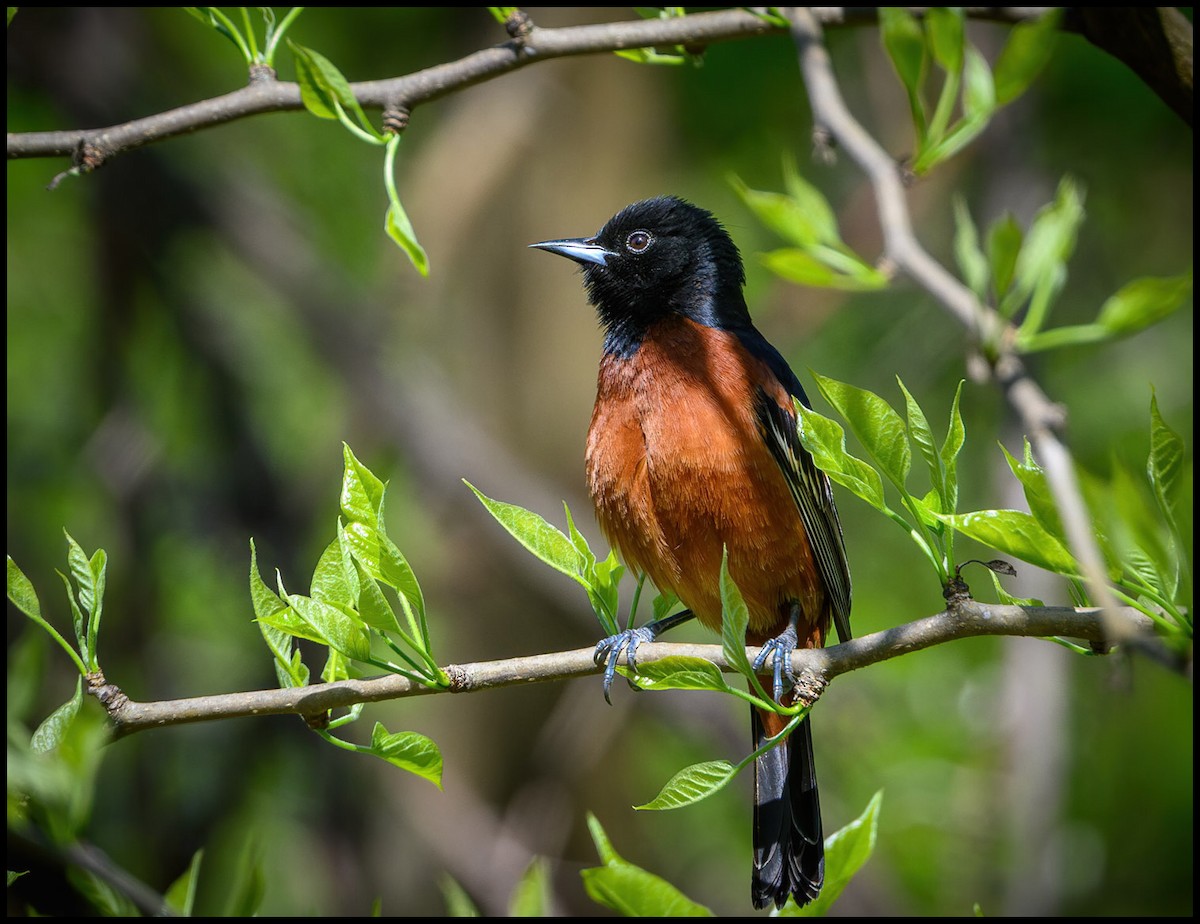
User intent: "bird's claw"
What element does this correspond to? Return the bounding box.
[594,626,659,704]
[752,626,799,703]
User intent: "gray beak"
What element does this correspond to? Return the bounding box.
[529,236,616,267]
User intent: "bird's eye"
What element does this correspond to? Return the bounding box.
[626,230,653,254]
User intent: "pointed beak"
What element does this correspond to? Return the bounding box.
[528,236,616,267]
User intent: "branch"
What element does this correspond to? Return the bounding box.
[6,8,1051,167]
[784,7,1163,658]
[94,603,1151,738]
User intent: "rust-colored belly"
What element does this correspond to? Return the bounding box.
[586,318,825,644]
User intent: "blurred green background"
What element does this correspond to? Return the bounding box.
[7,8,1192,917]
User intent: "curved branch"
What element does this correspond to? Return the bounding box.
[784,7,1159,655]
[97,603,1151,738]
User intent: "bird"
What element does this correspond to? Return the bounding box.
[530,196,852,910]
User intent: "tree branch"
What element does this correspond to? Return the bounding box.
[6,8,1052,167]
[95,603,1151,738]
[783,7,1166,658]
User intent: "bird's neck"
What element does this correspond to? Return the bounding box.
[599,288,752,360]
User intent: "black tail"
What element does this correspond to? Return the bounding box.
[751,710,823,910]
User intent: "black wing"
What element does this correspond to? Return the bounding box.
[739,327,852,642]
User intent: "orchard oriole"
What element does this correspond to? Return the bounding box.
[531,196,852,909]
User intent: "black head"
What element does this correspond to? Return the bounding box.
[530,196,752,356]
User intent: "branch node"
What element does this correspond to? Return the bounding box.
[303,710,330,730]
[383,107,411,136]
[789,667,826,709]
[87,670,129,715]
[443,663,470,692]
[942,575,973,613]
[248,62,277,84]
[505,9,534,42]
[47,139,107,190]
[811,124,837,166]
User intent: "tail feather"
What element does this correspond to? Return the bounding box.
[751,710,823,910]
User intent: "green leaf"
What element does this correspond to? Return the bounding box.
[731,170,837,250]
[986,213,1024,303]
[1090,461,1174,594]
[651,589,681,623]
[784,791,883,916]
[898,378,944,504]
[926,7,964,74]
[961,45,996,118]
[782,157,842,246]
[614,47,689,66]
[760,249,888,291]
[993,9,1061,106]
[938,509,1077,575]
[1012,176,1085,333]
[369,721,443,787]
[340,444,427,638]
[487,7,517,25]
[796,403,887,511]
[352,554,402,635]
[565,502,622,630]
[289,41,381,141]
[441,875,480,917]
[64,531,98,658]
[718,551,756,685]
[582,814,713,916]
[251,540,309,688]
[911,47,994,173]
[508,859,550,917]
[1095,270,1193,336]
[952,197,989,298]
[222,840,266,917]
[258,602,325,643]
[879,8,928,140]
[1148,393,1188,541]
[628,656,732,694]
[989,570,1042,607]
[581,863,713,917]
[287,593,372,662]
[340,442,385,526]
[312,534,359,609]
[164,849,204,917]
[812,372,912,490]
[636,759,739,811]
[1000,439,1065,542]
[7,555,85,678]
[939,381,966,514]
[465,481,588,582]
[30,675,84,754]
[586,812,621,866]
[7,555,41,622]
[386,196,431,277]
[184,7,253,62]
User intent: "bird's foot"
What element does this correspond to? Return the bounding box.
[752,624,799,703]
[594,625,662,705]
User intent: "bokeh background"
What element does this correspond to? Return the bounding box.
[7,8,1192,917]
